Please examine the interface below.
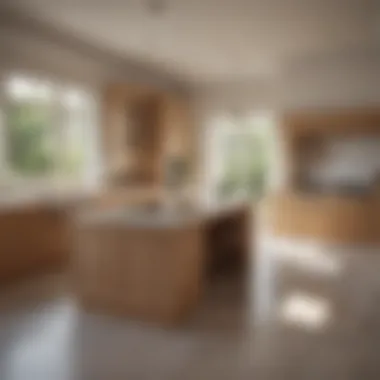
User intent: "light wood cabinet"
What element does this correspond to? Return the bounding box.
[72,204,252,325]
[0,204,68,286]
[266,193,380,244]
[102,84,193,189]
[269,108,380,244]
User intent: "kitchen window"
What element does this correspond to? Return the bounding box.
[0,73,100,196]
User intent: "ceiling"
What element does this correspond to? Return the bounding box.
[4,0,379,85]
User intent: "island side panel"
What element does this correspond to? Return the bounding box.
[72,222,204,325]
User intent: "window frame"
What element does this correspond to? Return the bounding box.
[0,70,101,198]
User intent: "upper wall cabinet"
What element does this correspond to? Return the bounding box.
[281,108,380,191]
[102,84,193,188]
[160,96,190,156]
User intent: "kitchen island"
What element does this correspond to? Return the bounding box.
[72,202,252,325]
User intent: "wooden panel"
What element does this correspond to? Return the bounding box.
[103,86,163,186]
[0,205,69,286]
[102,81,196,196]
[160,96,191,156]
[283,108,380,135]
[102,84,194,190]
[266,193,380,244]
[73,223,204,325]
[127,96,162,183]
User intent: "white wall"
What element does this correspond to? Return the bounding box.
[193,43,379,109]
[0,8,183,90]
[278,52,380,109]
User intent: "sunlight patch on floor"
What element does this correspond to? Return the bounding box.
[279,292,332,331]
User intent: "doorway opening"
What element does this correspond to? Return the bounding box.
[204,111,276,205]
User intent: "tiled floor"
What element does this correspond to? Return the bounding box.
[0,240,380,379]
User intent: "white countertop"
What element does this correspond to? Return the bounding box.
[76,200,250,228]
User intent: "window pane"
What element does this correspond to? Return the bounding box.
[214,115,273,201]
[6,101,55,176]
[2,74,98,194]
[6,76,53,102]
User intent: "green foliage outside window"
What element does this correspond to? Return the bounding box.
[6,102,84,179]
[6,102,55,176]
[217,129,270,200]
